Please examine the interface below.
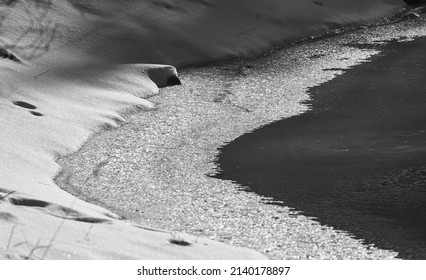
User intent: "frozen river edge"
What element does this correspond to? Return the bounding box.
[57,15,426,259]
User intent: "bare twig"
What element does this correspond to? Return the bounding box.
[41,198,77,259]
[0,190,16,201]
[236,27,257,37]
[7,225,17,250]
[26,238,41,259]
[20,230,30,248]
[1,0,57,60]
[33,70,49,79]
[40,216,65,260]
[83,224,94,241]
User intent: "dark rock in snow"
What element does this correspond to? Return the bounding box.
[404,0,426,6]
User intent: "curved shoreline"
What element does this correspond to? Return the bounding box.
[216,36,426,259]
[4,1,423,260]
[56,16,426,259]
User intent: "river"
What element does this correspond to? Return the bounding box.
[215,37,426,259]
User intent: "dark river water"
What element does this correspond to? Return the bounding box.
[215,37,426,259]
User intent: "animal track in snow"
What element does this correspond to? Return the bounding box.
[7,196,111,224]
[12,101,44,117]
[13,101,37,110]
[30,111,44,117]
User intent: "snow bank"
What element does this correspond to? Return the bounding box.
[0,54,266,259]
[0,0,410,259]
[2,0,407,66]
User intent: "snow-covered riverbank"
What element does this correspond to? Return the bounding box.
[56,9,426,259]
[0,0,420,259]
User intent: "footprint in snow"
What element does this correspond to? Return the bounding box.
[13,101,44,117]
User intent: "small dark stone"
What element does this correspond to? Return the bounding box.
[0,48,8,58]
[0,48,21,62]
[169,239,191,246]
[30,111,44,117]
[167,76,182,86]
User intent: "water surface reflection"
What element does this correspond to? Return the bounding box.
[215,38,426,259]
